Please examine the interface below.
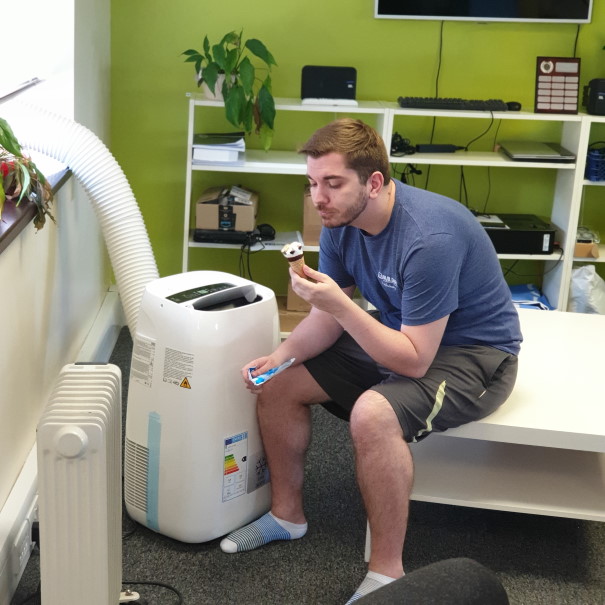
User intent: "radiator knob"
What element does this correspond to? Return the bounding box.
[54,426,88,458]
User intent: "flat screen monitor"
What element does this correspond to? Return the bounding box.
[374,1,593,24]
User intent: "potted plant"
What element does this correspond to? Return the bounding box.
[0,117,54,229]
[182,30,277,150]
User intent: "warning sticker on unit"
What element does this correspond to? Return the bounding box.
[162,347,194,388]
[222,432,248,502]
[130,335,156,388]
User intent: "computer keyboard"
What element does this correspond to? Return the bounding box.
[397,96,508,111]
[301,98,359,107]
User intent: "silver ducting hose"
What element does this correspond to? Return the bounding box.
[4,104,159,337]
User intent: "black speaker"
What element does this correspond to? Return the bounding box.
[583,79,605,116]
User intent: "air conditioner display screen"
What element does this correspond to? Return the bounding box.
[166,282,235,304]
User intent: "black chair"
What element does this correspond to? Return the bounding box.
[357,558,509,604]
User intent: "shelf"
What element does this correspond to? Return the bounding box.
[183,94,602,306]
[410,435,605,521]
[192,149,308,175]
[188,230,302,251]
[498,248,564,262]
[275,97,386,114]
[386,103,585,122]
[187,93,386,115]
[390,150,576,169]
[584,179,605,187]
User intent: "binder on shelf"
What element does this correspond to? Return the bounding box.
[192,131,245,164]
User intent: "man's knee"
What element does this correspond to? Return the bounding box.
[350,390,402,445]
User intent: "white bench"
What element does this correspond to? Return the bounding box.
[365,308,605,560]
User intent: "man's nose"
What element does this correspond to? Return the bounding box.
[313,184,328,205]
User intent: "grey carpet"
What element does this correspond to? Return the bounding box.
[12,327,605,604]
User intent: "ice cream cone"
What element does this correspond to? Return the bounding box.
[281,241,307,278]
[288,255,306,278]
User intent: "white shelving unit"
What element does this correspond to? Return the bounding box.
[182,94,388,273]
[182,97,605,523]
[182,93,604,310]
[575,115,605,265]
[384,103,591,311]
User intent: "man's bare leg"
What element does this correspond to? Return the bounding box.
[220,364,329,553]
[345,390,411,601]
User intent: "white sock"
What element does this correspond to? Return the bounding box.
[220,512,307,553]
[345,570,399,604]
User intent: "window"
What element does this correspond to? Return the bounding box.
[1,0,75,249]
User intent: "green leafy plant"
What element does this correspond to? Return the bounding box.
[0,117,54,230]
[182,30,277,150]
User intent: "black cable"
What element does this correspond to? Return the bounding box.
[122,580,184,604]
[459,166,469,207]
[239,236,265,281]
[425,21,445,191]
[478,118,505,213]
[464,112,495,150]
[481,167,492,214]
[434,21,444,98]
[572,24,581,58]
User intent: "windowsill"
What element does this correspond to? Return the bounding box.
[0,152,70,254]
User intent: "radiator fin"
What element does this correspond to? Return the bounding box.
[37,363,122,605]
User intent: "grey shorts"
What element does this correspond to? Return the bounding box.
[303,331,518,443]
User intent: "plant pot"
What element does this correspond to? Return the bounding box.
[199,73,233,101]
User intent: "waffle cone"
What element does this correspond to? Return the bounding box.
[288,256,306,278]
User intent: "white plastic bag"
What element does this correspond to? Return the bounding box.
[568,264,605,314]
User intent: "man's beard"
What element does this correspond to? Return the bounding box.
[320,188,368,229]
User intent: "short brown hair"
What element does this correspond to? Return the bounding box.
[298,118,391,185]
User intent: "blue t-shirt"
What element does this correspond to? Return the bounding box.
[319,180,522,355]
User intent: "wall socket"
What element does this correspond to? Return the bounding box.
[11,495,38,584]
[0,446,38,604]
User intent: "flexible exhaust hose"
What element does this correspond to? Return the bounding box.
[4,104,159,337]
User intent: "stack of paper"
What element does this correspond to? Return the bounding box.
[192,132,245,164]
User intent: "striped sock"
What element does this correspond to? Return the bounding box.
[345,571,398,604]
[220,512,307,553]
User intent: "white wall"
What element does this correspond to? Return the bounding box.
[0,0,112,594]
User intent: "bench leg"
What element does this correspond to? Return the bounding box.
[364,520,371,562]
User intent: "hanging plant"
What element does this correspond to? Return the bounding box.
[0,116,54,230]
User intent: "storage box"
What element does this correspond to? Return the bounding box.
[195,185,258,232]
[574,242,600,258]
[302,185,322,246]
[286,282,311,312]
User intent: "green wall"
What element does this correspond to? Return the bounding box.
[110,0,605,294]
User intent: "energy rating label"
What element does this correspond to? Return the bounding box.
[222,432,248,502]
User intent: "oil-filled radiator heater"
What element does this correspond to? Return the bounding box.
[36,362,124,605]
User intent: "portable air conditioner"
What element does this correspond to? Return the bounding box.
[37,363,123,605]
[124,271,279,543]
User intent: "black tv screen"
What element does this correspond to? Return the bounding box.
[375,0,593,23]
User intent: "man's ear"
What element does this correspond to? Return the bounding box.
[367,171,385,198]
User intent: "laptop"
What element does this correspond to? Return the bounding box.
[498,140,576,163]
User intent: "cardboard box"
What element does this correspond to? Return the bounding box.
[195,185,258,232]
[574,242,600,258]
[286,282,311,312]
[302,185,322,246]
